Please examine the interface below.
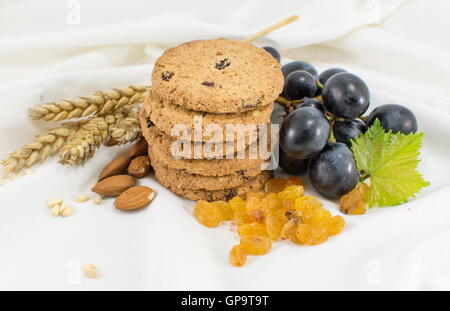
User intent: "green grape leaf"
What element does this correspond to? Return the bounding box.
[351,119,430,207]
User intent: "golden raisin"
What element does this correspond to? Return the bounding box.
[295,224,328,245]
[295,196,323,212]
[339,183,369,215]
[324,215,345,236]
[211,201,234,221]
[264,210,284,240]
[233,211,254,226]
[285,176,305,188]
[238,223,268,237]
[228,196,246,212]
[277,185,304,201]
[264,178,287,193]
[280,218,299,241]
[261,193,282,211]
[229,245,247,267]
[240,235,272,255]
[194,200,222,228]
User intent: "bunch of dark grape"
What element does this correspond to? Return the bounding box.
[263,47,418,200]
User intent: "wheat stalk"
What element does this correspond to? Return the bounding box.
[1,123,79,177]
[28,86,148,121]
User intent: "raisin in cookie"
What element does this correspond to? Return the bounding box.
[151,38,284,113]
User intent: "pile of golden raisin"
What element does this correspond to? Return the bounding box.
[194,177,346,267]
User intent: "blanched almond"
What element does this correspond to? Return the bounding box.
[114,186,155,211]
[98,156,131,181]
[92,175,136,197]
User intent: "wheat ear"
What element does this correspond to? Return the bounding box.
[28,86,148,121]
[109,105,141,145]
[1,123,79,177]
[58,117,111,165]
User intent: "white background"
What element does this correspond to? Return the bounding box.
[0,0,449,290]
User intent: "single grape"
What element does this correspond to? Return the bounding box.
[308,142,358,199]
[295,98,324,112]
[366,104,417,134]
[284,70,317,100]
[322,72,370,119]
[279,148,308,175]
[281,61,318,80]
[262,46,280,62]
[333,120,364,145]
[319,68,347,85]
[279,107,330,159]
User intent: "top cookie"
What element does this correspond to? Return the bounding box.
[151,38,284,113]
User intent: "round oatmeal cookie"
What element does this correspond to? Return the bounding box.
[151,38,284,113]
[149,152,262,191]
[140,114,271,160]
[154,169,272,201]
[143,125,272,176]
[142,94,274,142]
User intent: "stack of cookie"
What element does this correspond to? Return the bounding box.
[139,38,284,201]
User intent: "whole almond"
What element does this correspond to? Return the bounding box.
[128,138,148,159]
[92,175,136,197]
[114,186,155,211]
[98,156,130,181]
[127,156,151,178]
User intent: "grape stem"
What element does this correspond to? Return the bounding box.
[359,172,370,182]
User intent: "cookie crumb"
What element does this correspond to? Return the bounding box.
[93,195,103,205]
[61,206,73,217]
[48,198,63,208]
[75,194,90,203]
[83,264,97,278]
[51,205,60,217]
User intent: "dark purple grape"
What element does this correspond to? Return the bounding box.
[279,107,330,159]
[323,72,370,119]
[296,98,324,112]
[284,70,317,100]
[279,148,308,175]
[308,142,358,199]
[366,104,417,134]
[262,46,280,62]
[333,120,364,145]
[281,61,318,80]
[319,68,346,85]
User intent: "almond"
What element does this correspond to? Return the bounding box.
[127,156,151,178]
[114,186,155,211]
[92,175,136,197]
[128,138,148,159]
[98,156,131,181]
